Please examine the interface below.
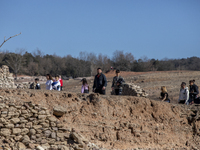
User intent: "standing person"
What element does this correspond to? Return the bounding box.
[111,69,125,95]
[52,75,61,91]
[81,78,89,93]
[59,75,63,91]
[93,68,107,95]
[30,78,41,90]
[189,80,199,104]
[159,86,170,103]
[46,74,53,90]
[178,82,189,104]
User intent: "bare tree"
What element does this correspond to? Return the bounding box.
[112,50,134,71]
[5,49,25,79]
[0,32,21,48]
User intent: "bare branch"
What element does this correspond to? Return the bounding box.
[0,32,21,48]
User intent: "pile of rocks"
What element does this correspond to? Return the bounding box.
[16,82,31,89]
[0,100,99,150]
[111,83,148,97]
[0,65,16,89]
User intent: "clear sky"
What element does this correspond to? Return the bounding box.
[0,0,200,60]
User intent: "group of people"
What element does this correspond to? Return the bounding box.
[159,80,199,105]
[81,68,125,95]
[30,67,199,105]
[30,74,63,91]
[46,74,63,91]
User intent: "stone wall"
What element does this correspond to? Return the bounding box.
[0,99,100,150]
[0,65,16,89]
[111,83,148,97]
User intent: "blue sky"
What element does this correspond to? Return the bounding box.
[0,0,200,60]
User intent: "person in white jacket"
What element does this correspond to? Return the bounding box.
[178,82,189,104]
[46,74,53,90]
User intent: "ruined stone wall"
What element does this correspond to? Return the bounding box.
[111,83,148,97]
[0,65,16,88]
[0,98,100,150]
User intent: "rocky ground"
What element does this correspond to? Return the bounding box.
[0,88,200,149]
[8,70,200,149]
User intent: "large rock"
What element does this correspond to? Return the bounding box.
[15,142,26,150]
[53,106,67,117]
[0,128,11,136]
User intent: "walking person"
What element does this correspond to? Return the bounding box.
[52,75,61,91]
[81,78,89,93]
[59,75,63,91]
[93,68,107,95]
[189,80,199,104]
[159,86,170,103]
[111,69,125,95]
[46,74,53,90]
[178,82,189,104]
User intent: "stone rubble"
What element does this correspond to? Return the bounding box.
[0,65,16,89]
[0,99,100,150]
[111,83,148,97]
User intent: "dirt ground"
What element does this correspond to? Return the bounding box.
[1,88,200,149]
[12,70,200,149]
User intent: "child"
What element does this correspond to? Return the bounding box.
[52,75,61,91]
[159,86,170,103]
[35,78,41,89]
[46,74,53,90]
[81,78,89,93]
[178,82,189,104]
[59,75,63,91]
[30,78,41,90]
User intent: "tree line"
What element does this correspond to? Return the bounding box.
[0,49,200,78]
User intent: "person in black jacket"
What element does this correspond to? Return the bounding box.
[189,80,199,104]
[93,68,107,95]
[30,78,41,90]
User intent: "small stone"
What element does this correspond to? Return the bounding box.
[10,118,20,124]
[14,135,22,141]
[0,128,11,136]
[12,128,21,135]
[33,125,42,129]
[53,106,66,117]
[21,128,29,135]
[15,142,26,149]
[51,132,57,139]
[29,129,36,135]
[47,116,57,122]
[38,115,47,120]
[57,132,65,138]
[38,110,46,115]
[5,123,14,128]
[44,130,51,137]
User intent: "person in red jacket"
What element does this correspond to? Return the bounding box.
[59,75,63,91]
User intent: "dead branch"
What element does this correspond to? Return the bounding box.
[0,32,21,48]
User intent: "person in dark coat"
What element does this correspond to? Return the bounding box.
[111,69,125,95]
[189,80,199,104]
[30,78,41,90]
[93,68,107,95]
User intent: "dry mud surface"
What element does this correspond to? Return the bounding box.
[0,89,200,149]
